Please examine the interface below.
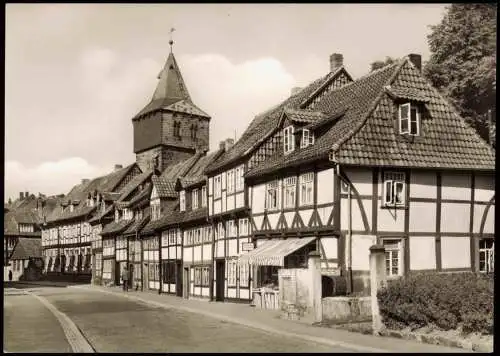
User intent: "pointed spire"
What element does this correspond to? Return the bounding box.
[151,50,191,102]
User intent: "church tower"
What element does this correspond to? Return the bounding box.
[132,41,211,172]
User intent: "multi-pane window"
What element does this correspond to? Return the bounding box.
[227,220,237,237]
[202,267,210,286]
[239,263,249,287]
[201,186,207,207]
[235,165,244,191]
[299,173,314,206]
[383,239,403,277]
[301,129,315,148]
[479,239,494,273]
[284,176,297,208]
[192,189,199,210]
[228,260,237,286]
[383,172,406,207]
[163,261,176,284]
[265,180,280,211]
[217,222,224,240]
[227,169,235,194]
[214,175,222,199]
[283,126,295,154]
[239,218,249,236]
[399,102,420,136]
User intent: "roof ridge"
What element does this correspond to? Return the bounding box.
[300,66,351,108]
[330,59,407,157]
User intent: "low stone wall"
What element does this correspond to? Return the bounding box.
[322,296,371,324]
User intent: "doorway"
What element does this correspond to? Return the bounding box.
[215,259,225,302]
[115,262,121,286]
[143,263,149,291]
[183,267,189,299]
[176,260,183,297]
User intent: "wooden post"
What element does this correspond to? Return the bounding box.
[308,251,322,323]
[369,244,387,335]
[158,233,162,294]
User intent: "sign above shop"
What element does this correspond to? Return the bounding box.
[321,268,341,276]
[241,242,254,251]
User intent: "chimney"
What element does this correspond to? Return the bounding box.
[81,178,90,185]
[408,53,422,72]
[20,192,24,200]
[225,138,234,151]
[291,87,302,96]
[330,53,344,72]
[114,164,123,171]
[219,141,225,150]
[25,191,29,200]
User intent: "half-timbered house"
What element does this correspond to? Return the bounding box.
[242,54,495,296]
[204,54,353,302]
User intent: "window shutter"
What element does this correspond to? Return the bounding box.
[399,103,410,134]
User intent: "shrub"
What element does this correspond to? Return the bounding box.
[377,272,493,335]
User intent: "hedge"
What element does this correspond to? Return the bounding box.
[377,272,493,335]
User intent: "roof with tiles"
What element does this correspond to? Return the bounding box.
[123,211,151,236]
[246,62,400,178]
[246,57,495,178]
[128,183,152,208]
[47,164,136,224]
[117,170,154,202]
[101,219,134,236]
[151,176,177,199]
[10,237,42,260]
[284,108,327,124]
[176,148,225,190]
[205,67,349,174]
[88,205,114,225]
[140,200,178,235]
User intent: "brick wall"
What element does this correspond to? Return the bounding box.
[136,146,195,173]
[161,112,210,153]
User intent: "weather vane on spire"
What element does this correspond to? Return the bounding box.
[169,27,176,53]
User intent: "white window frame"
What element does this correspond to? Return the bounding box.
[299,173,314,206]
[479,239,494,273]
[239,218,249,236]
[265,180,280,211]
[192,189,199,210]
[383,239,403,277]
[383,172,406,207]
[399,102,420,136]
[180,191,186,212]
[301,129,315,148]
[235,165,245,191]
[214,175,222,199]
[284,176,297,208]
[283,125,295,154]
[227,169,235,194]
[201,186,207,207]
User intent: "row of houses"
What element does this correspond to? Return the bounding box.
[36,48,494,304]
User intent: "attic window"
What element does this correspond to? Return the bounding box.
[283,126,295,154]
[173,121,181,138]
[301,129,315,148]
[399,102,420,136]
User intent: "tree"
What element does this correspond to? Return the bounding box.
[370,56,395,72]
[423,4,496,142]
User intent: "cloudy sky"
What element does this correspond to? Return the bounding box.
[5,3,448,202]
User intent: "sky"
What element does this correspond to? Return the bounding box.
[5,3,449,202]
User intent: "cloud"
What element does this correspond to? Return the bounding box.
[4,157,112,201]
[179,53,296,147]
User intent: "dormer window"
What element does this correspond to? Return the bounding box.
[301,129,315,148]
[69,204,74,213]
[399,102,420,136]
[283,126,295,154]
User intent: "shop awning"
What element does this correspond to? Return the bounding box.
[238,237,316,267]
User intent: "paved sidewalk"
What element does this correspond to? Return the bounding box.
[74,284,470,353]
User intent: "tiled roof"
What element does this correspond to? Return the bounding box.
[160,153,203,180]
[46,205,96,223]
[4,212,20,235]
[117,170,154,202]
[140,201,178,235]
[305,108,347,131]
[175,149,224,190]
[123,212,151,236]
[205,68,345,173]
[129,184,152,208]
[101,219,134,236]
[246,57,495,177]
[101,192,122,202]
[178,176,205,190]
[88,205,114,225]
[152,176,177,198]
[384,85,430,103]
[133,52,209,119]
[284,108,327,124]
[10,238,42,260]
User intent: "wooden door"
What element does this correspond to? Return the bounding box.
[176,260,183,297]
[183,267,189,298]
[215,259,225,302]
